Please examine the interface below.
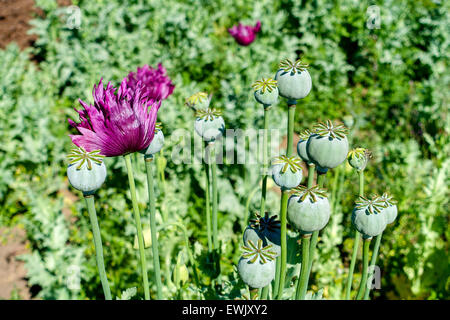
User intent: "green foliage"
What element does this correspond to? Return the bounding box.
[0,0,448,300]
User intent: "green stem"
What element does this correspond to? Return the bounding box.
[364,232,383,300]
[276,190,289,299]
[170,222,201,290]
[359,170,364,197]
[244,185,260,228]
[204,157,213,253]
[210,143,219,251]
[84,195,112,300]
[304,171,326,293]
[307,164,315,188]
[286,104,296,156]
[260,285,269,300]
[344,170,364,299]
[296,236,311,299]
[155,154,168,222]
[260,106,270,215]
[356,239,371,299]
[124,154,150,300]
[273,257,281,299]
[144,156,163,300]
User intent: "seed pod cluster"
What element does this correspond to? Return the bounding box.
[351,195,398,239]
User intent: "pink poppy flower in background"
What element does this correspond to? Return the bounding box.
[228,20,261,46]
[69,79,161,157]
[126,64,175,101]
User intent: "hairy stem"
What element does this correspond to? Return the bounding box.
[124,154,150,300]
[144,156,163,299]
[84,195,112,300]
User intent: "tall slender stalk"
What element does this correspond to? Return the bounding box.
[286,104,296,156]
[144,155,163,300]
[296,236,311,299]
[344,170,364,299]
[276,189,289,300]
[210,142,219,251]
[356,238,371,299]
[303,171,326,293]
[293,164,315,299]
[364,233,382,299]
[259,105,270,298]
[275,103,296,300]
[124,154,150,300]
[84,195,112,300]
[260,106,270,215]
[210,142,221,285]
[260,285,269,300]
[273,257,281,299]
[204,153,213,253]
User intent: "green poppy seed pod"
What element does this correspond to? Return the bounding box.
[237,239,277,289]
[194,108,225,142]
[380,193,398,225]
[287,186,331,234]
[185,92,211,111]
[347,148,371,171]
[351,196,387,239]
[307,120,349,169]
[297,129,314,164]
[67,147,106,196]
[270,155,303,189]
[274,58,312,102]
[141,123,164,155]
[251,78,279,106]
[245,212,281,257]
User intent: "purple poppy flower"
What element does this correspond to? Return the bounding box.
[69,78,161,157]
[228,21,261,46]
[126,64,175,101]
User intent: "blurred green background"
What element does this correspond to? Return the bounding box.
[0,0,448,300]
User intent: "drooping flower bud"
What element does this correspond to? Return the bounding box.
[67,146,106,195]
